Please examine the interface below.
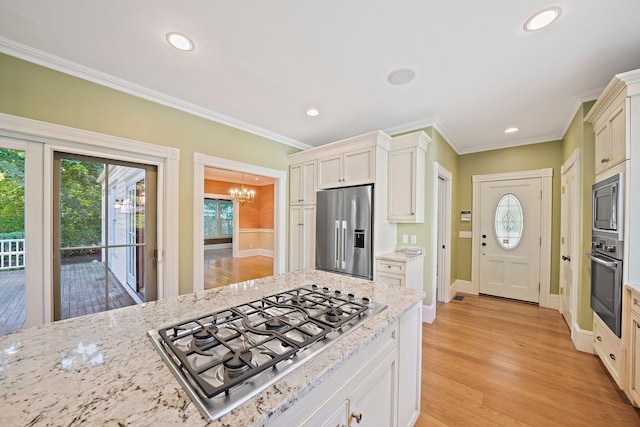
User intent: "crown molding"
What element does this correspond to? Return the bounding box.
[383,116,461,154]
[0,36,311,151]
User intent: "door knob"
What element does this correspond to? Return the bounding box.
[482,234,487,239]
[561,255,568,261]
[481,242,487,247]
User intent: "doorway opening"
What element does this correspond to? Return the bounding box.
[435,163,452,305]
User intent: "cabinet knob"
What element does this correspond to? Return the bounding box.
[350,412,363,424]
[610,353,616,361]
[411,212,415,215]
[637,323,640,329]
[597,336,602,342]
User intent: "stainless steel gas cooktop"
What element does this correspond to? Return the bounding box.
[148,284,386,422]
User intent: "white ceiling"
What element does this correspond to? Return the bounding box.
[204,168,274,186]
[1,1,640,154]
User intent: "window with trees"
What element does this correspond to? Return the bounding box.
[204,199,233,238]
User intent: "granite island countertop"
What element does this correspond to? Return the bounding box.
[1,270,424,426]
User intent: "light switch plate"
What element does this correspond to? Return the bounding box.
[402,234,408,244]
[410,235,417,244]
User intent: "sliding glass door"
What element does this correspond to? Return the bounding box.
[53,153,157,320]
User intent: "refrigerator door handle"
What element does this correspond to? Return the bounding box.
[334,220,340,269]
[341,220,347,269]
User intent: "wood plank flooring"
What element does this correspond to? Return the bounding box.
[417,293,640,426]
[203,249,273,289]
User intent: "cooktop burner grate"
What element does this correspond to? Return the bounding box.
[148,284,386,422]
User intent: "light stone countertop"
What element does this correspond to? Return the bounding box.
[1,270,423,426]
[376,250,424,263]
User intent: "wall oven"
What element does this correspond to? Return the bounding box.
[588,173,625,338]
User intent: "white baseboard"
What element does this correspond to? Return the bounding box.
[545,293,560,310]
[422,303,435,324]
[454,279,473,294]
[236,249,274,258]
[204,243,232,250]
[572,322,594,354]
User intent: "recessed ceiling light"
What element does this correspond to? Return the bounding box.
[166,32,194,51]
[387,69,415,85]
[523,6,562,32]
[505,127,519,134]
[306,108,319,117]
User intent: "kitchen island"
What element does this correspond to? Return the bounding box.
[1,270,424,426]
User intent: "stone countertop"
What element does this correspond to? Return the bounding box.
[1,270,423,426]
[376,250,424,263]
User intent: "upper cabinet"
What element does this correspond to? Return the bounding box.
[585,73,635,177]
[317,146,374,189]
[290,160,316,205]
[388,131,430,223]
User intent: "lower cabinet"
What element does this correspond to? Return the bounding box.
[376,254,424,293]
[593,312,624,388]
[268,303,422,427]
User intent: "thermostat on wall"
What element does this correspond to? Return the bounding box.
[460,210,471,222]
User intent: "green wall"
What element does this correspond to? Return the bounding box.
[0,53,299,295]
[562,101,596,330]
[395,127,458,306]
[456,140,564,294]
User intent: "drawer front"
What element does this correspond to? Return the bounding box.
[593,316,622,383]
[376,260,405,275]
[377,272,404,287]
[632,292,640,316]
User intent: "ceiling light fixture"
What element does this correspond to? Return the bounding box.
[387,69,415,85]
[229,173,255,205]
[523,6,562,32]
[505,127,519,134]
[166,32,194,51]
[306,108,320,117]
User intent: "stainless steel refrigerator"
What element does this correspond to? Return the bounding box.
[315,184,373,280]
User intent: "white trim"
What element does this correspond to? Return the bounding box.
[193,153,287,293]
[434,163,452,305]
[453,279,473,295]
[471,168,553,307]
[204,243,232,250]
[237,249,274,258]
[572,323,595,354]
[0,113,180,323]
[546,294,560,310]
[0,37,310,152]
[239,228,274,234]
[422,304,436,324]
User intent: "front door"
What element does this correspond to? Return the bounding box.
[479,178,542,303]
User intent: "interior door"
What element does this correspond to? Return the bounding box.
[479,178,542,303]
[436,177,445,302]
[560,161,577,327]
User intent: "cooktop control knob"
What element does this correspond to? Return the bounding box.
[348,293,357,301]
[311,284,319,291]
[334,290,344,298]
[322,286,332,294]
[362,296,373,308]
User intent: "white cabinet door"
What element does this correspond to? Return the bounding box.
[343,147,374,186]
[349,349,398,427]
[388,148,416,221]
[318,154,343,189]
[318,148,374,189]
[289,205,316,272]
[594,102,626,175]
[290,161,317,205]
[631,310,640,406]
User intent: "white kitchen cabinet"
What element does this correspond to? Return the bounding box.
[376,252,424,293]
[628,289,640,406]
[584,73,633,180]
[290,161,316,205]
[289,205,315,271]
[317,146,374,189]
[269,302,422,427]
[388,131,429,223]
[593,312,624,388]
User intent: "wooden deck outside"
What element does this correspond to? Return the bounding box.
[0,262,136,337]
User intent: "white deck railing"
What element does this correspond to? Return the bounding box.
[0,239,25,270]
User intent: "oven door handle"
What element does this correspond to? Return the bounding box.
[586,253,619,268]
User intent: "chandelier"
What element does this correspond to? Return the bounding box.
[229,174,255,205]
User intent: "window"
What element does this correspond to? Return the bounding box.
[204,199,233,238]
[494,193,524,250]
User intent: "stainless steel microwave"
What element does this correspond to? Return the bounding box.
[593,172,624,239]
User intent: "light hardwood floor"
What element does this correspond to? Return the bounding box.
[417,293,640,427]
[203,249,273,289]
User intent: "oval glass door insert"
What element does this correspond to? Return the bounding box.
[494,193,524,250]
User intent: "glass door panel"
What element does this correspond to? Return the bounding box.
[53,153,156,321]
[0,148,26,336]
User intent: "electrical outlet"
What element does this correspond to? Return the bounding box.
[410,235,417,244]
[402,234,408,244]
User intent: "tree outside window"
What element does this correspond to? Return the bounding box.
[204,199,233,238]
